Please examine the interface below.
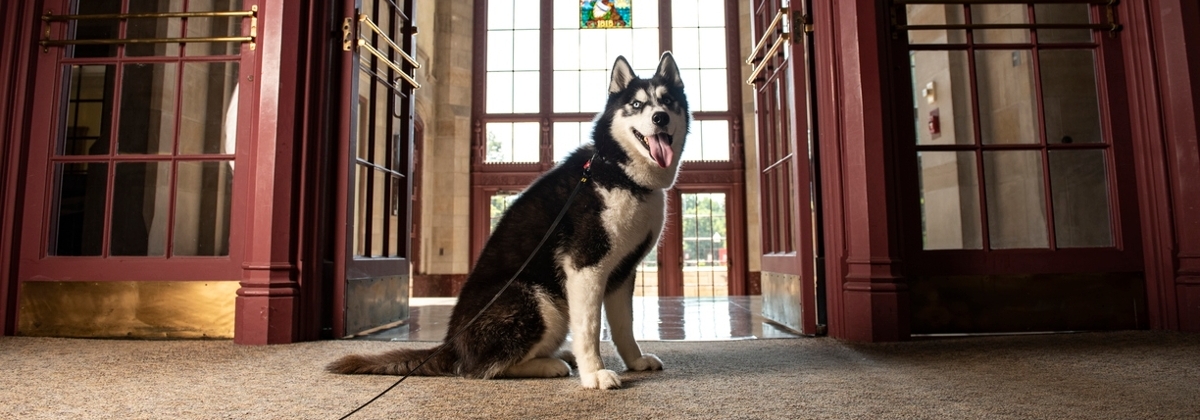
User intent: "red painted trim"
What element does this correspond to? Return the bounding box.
[235,0,300,345]
[0,0,40,336]
[811,0,909,342]
[1121,0,1200,332]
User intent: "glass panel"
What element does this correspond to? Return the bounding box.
[1040,50,1102,144]
[905,5,967,44]
[125,18,182,57]
[485,122,539,163]
[488,0,514,30]
[553,121,590,162]
[111,162,171,256]
[1049,150,1113,248]
[682,120,729,162]
[579,70,608,113]
[1035,3,1092,44]
[976,50,1039,145]
[681,192,727,297]
[173,161,232,256]
[118,63,178,155]
[179,62,240,155]
[354,164,369,256]
[69,2,121,58]
[554,71,580,113]
[389,174,402,258]
[512,30,539,71]
[489,192,520,232]
[486,72,513,114]
[983,150,1048,249]
[919,151,982,250]
[183,15,244,57]
[970,4,1030,44]
[912,51,975,145]
[62,65,114,156]
[371,169,387,257]
[634,249,658,297]
[50,162,108,256]
[512,71,539,113]
[487,31,514,71]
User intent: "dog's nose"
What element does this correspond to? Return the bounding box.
[652,112,670,127]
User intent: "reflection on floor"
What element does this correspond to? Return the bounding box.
[360,296,803,342]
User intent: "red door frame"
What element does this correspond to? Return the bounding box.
[0,0,41,336]
[1120,0,1200,332]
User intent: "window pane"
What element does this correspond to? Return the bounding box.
[50,162,108,256]
[905,5,967,44]
[490,192,520,232]
[683,120,729,162]
[1040,50,1102,144]
[179,62,239,155]
[553,121,587,161]
[919,151,982,250]
[512,0,539,29]
[1035,3,1092,44]
[984,150,1048,249]
[672,0,700,27]
[697,28,726,68]
[111,162,171,256]
[512,30,539,71]
[118,63,178,155]
[681,192,727,297]
[62,65,114,156]
[512,71,539,113]
[671,28,701,69]
[976,50,1039,145]
[578,30,610,70]
[487,31,514,71]
[173,161,232,256]
[554,71,581,113]
[125,17,182,57]
[1050,150,1113,248]
[553,30,580,70]
[68,2,121,58]
[579,70,608,113]
[485,122,539,163]
[488,0,514,30]
[486,72,513,114]
[699,68,728,111]
[970,4,1029,44]
[912,50,975,145]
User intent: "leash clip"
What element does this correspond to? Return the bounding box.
[582,153,596,182]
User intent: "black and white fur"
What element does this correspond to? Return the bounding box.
[328,52,689,390]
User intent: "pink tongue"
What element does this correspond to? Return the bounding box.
[645,134,673,168]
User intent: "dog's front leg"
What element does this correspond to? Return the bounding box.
[566,268,621,389]
[605,276,663,371]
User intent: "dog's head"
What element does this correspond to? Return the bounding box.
[601,52,690,189]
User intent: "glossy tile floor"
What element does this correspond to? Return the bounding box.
[360,296,803,342]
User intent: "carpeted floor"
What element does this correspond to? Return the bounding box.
[1,331,1198,419]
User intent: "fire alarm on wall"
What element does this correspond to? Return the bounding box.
[928,108,941,138]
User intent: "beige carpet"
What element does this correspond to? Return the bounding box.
[2,331,1198,419]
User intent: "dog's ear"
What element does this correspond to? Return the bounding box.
[655,51,684,89]
[609,56,635,94]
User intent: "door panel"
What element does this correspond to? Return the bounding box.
[748,0,822,334]
[335,0,417,336]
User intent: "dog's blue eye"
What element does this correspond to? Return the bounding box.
[631,100,642,109]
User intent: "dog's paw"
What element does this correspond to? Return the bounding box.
[626,354,663,371]
[556,350,577,369]
[580,369,621,390]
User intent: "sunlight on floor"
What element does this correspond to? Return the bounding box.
[359,296,803,342]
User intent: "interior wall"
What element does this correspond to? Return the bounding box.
[739,0,762,288]
[413,1,474,279]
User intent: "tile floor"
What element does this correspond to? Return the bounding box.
[360,296,803,342]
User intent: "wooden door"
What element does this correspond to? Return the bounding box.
[748,0,823,335]
[333,0,418,337]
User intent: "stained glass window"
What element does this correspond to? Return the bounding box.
[581,0,632,29]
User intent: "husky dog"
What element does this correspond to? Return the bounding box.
[327,52,689,390]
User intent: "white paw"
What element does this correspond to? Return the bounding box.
[580,369,621,390]
[627,354,663,371]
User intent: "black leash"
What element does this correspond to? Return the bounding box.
[338,153,596,419]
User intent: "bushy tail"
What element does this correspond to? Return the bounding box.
[326,345,455,376]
